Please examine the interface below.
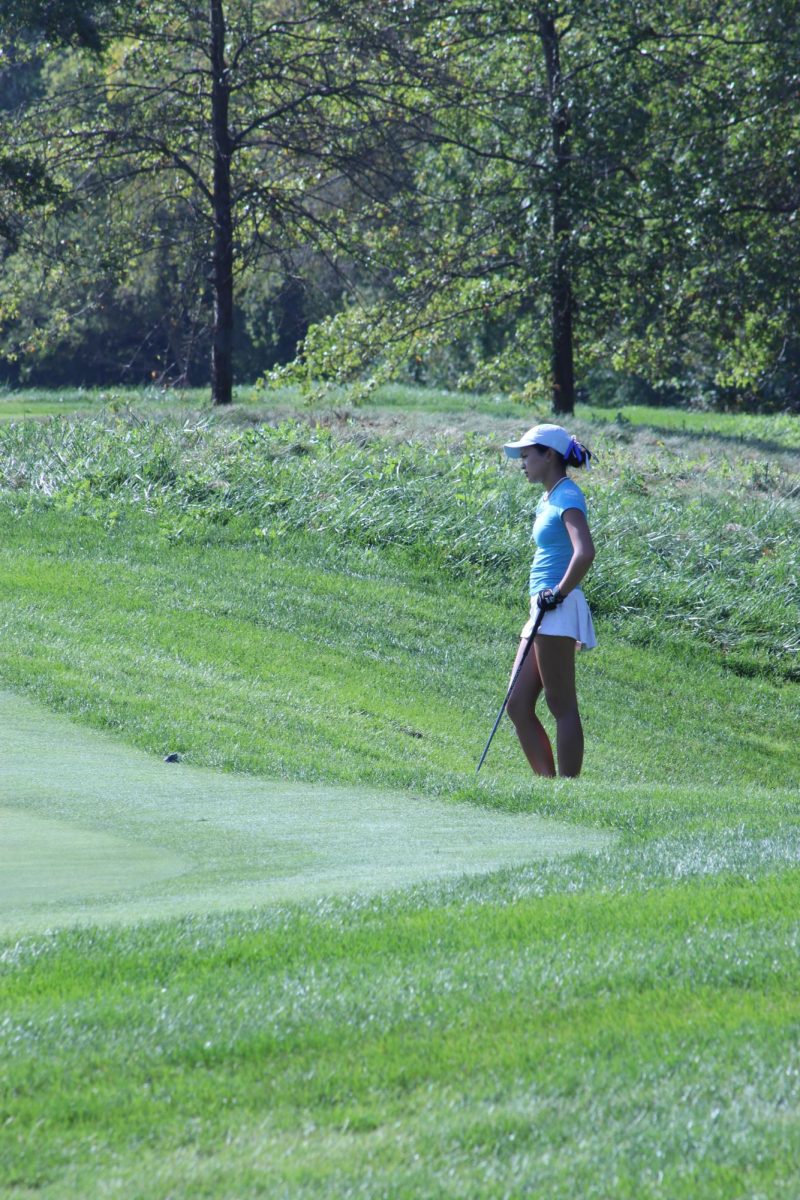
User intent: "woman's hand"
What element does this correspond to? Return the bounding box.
[537,587,564,611]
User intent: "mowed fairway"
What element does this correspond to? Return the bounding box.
[1,396,799,1198]
[0,689,611,935]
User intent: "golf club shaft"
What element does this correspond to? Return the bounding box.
[476,605,545,773]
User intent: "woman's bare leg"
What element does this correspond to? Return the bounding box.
[534,635,583,777]
[505,638,556,777]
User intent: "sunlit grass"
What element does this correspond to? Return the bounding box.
[583,402,800,448]
[4,872,800,1197]
[3,381,798,447]
[0,388,798,1198]
[0,684,614,936]
[0,400,796,676]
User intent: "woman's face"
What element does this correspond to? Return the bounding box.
[520,445,550,485]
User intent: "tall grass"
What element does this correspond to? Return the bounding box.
[0,408,796,678]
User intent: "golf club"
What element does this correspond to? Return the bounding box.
[476,603,546,773]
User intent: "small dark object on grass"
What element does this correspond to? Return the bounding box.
[164,752,181,763]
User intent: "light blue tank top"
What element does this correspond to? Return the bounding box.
[529,478,587,594]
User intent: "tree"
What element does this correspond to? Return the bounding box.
[608,0,800,408]
[285,2,673,412]
[0,0,106,248]
[292,1,800,414]
[4,2,797,409]
[2,0,430,401]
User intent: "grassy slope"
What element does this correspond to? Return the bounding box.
[1,391,799,1198]
[0,507,795,822]
[3,380,799,447]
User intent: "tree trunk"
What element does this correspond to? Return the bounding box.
[209,0,234,405]
[538,10,575,416]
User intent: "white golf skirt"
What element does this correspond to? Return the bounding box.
[521,588,597,650]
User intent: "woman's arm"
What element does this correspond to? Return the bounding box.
[557,508,596,596]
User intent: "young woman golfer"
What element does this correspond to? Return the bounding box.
[503,423,596,778]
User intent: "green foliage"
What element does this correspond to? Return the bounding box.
[1,2,798,409]
[274,2,800,412]
[0,0,434,393]
[0,0,104,51]
[612,1,800,408]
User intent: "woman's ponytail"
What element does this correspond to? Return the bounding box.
[565,437,592,469]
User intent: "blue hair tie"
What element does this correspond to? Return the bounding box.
[566,437,592,467]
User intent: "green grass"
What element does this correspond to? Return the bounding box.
[0,506,795,808]
[0,685,611,935]
[0,385,176,418]
[0,389,798,1198]
[3,380,799,447]
[584,402,800,448]
[4,874,800,1197]
[0,398,796,678]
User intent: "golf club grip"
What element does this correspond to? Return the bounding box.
[475,605,545,773]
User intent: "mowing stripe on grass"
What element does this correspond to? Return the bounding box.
[0,689,613,934]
